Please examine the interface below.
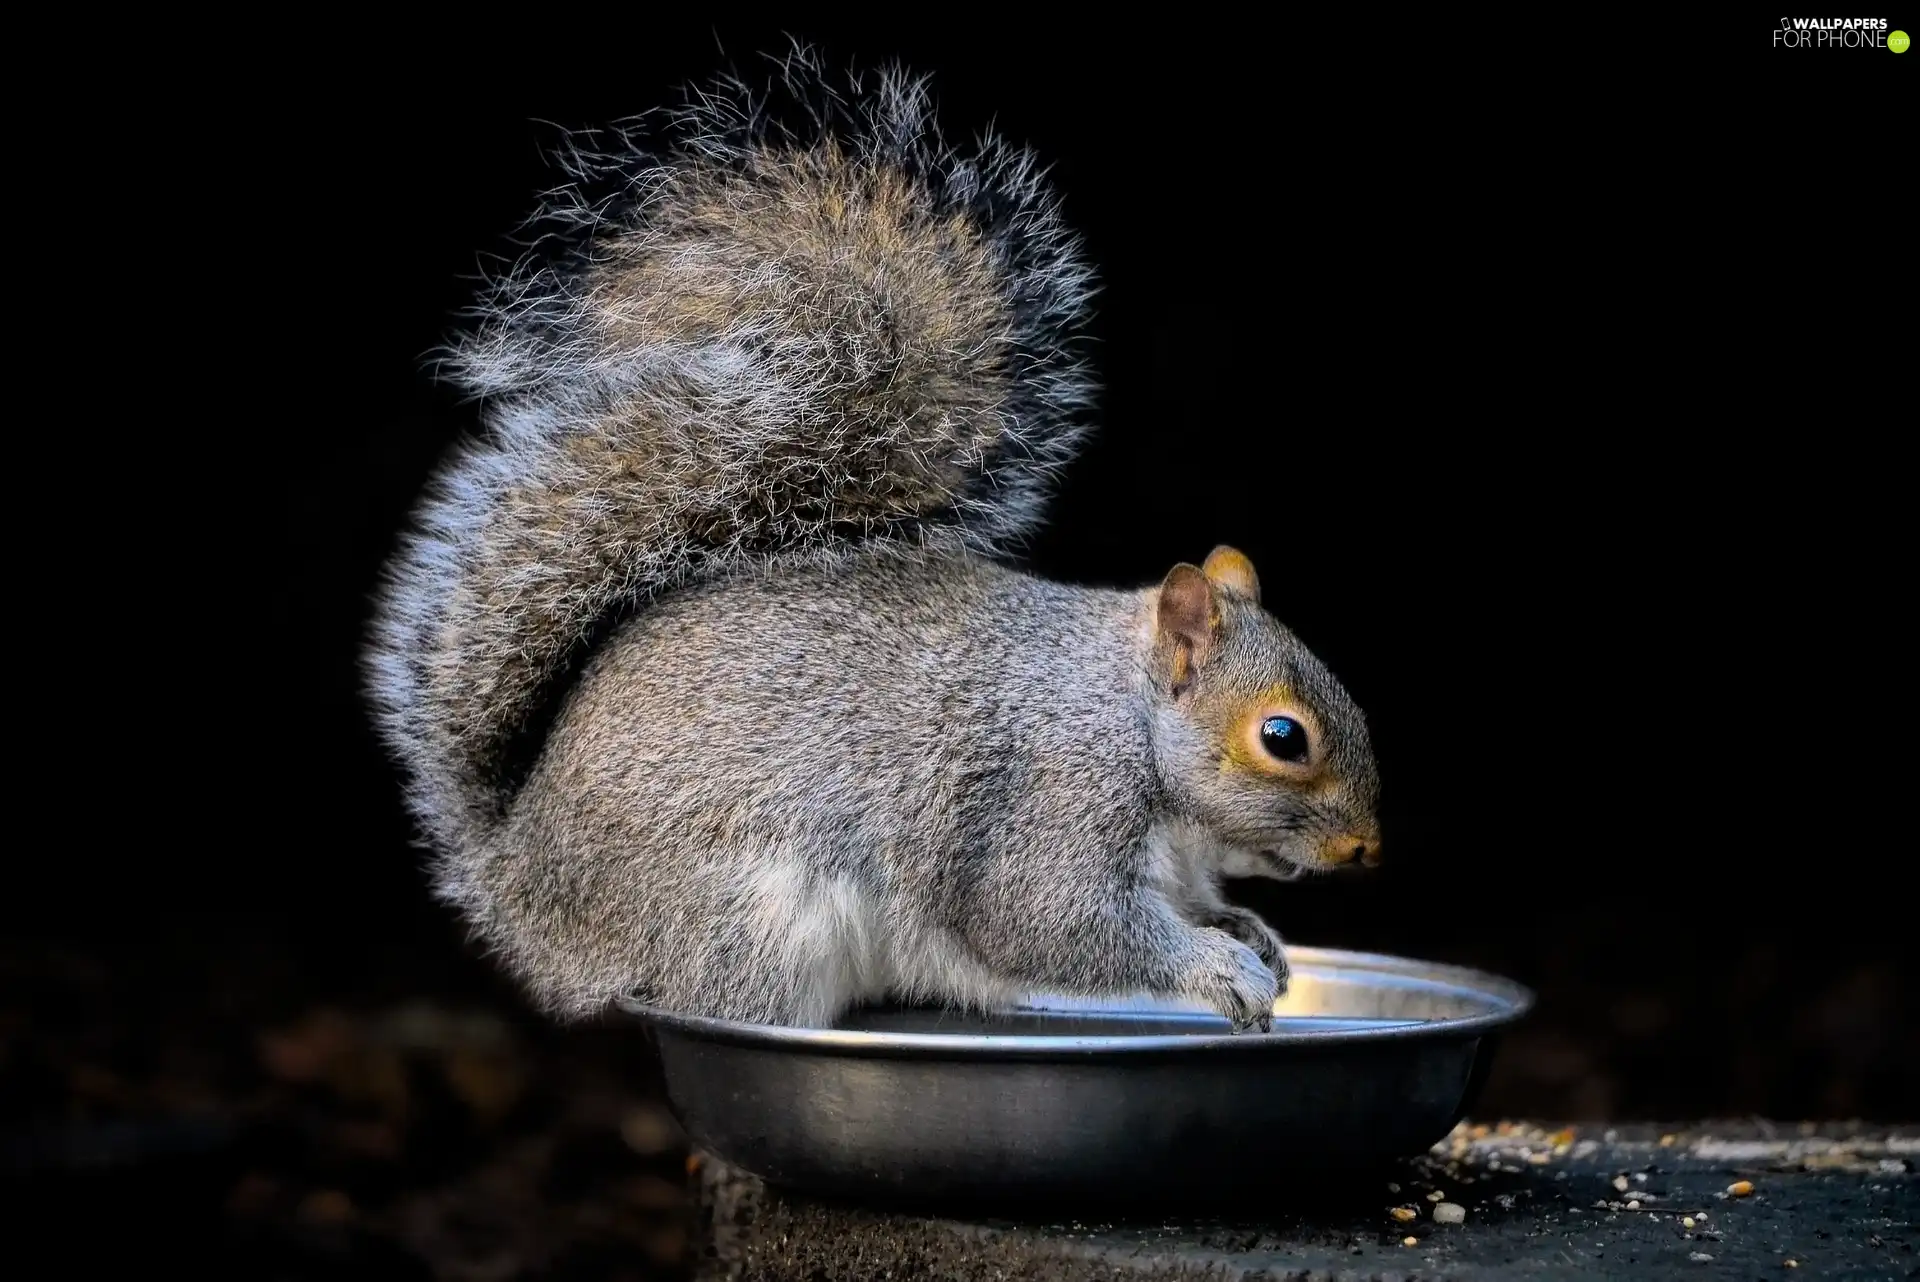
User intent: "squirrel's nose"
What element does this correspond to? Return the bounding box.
[1321,831,1382,867]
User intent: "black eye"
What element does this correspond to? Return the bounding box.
[1260,716,1310,764]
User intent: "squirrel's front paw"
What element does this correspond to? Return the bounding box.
[1179,929,1280,1033]
[1204,906,1290,994]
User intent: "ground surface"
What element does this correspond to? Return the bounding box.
[696,1123,1918,1281]
[2,936,694,1279]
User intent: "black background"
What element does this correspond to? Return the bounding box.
[6,16,1911,1274]
[247,17,1917,1116]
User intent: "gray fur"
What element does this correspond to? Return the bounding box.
[367,52,1379,1029]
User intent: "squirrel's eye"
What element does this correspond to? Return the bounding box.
[1259,716,1310,764]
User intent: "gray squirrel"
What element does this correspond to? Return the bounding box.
[366,54,1380,1031]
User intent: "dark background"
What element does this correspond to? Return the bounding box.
[5,18,1910,1279]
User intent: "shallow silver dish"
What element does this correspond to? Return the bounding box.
[621,946,1533,1206]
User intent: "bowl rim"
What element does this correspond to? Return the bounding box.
[618,945,1535,1060]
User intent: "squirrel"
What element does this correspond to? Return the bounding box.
[366,53,1381,1033]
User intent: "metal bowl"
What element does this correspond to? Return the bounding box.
[621,946,1533,1206]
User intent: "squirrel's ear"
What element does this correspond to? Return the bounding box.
[1202,546,1260,604]
[1156,563,1217,697]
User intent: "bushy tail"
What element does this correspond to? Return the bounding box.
[366,50,1098,857]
